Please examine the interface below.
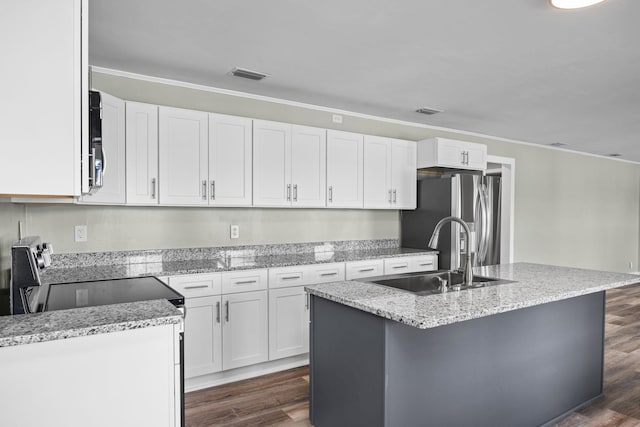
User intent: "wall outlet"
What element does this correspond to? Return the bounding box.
[230,225,240,239]
[332,114,343,124]
[74,225,87,242]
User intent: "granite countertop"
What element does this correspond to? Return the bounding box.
[3,240,435,349]
[305,262,640,329]
[41,246,437,285]
[0,299,182,348]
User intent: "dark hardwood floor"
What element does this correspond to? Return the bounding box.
[186,283,640,427]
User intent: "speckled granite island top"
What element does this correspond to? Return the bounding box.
[0,299,182,348]
[305,262,640,329]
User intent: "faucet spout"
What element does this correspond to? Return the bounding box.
[427,216,473,286]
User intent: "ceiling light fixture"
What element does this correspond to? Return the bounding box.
[416,107,442,116]
[549,142,567,147]
[229,67,270,81]
[607,153,622,157]
[549,0,606,10]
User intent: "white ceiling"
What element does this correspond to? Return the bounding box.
[89,0,640,162]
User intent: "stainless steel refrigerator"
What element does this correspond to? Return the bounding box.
[401,173,502,270]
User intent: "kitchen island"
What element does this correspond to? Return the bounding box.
[306,263,640,427]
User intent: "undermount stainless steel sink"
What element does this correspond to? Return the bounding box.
[369,270,515,295]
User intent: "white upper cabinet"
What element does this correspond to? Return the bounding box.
[363,136,393,209]
[79,92,126,205]
[417,137,487,171]
[0,0,87,196]
[391,139,417,209]
[290,125,326,207]
[252,120,291,207]
[326,130,364,208]
[208,114,252,206]
[125,102,159,205]
[363,136,416,209]
[253,121,326,207]
[158,107,209,205]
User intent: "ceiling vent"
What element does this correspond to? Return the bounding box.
[608,153,622,157]
[549,142,567,147]
[229,67,270,81]
[416,107,442,116]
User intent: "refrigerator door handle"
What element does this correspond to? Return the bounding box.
[477,183,490,263]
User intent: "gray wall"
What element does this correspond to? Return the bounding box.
[0,69,638,290]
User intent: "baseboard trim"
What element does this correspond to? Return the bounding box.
[185,354,309,392]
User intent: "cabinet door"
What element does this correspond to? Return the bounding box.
[326,130,363,208]
[363,136,392,209]
[125,102,159,205]
[384,257,413,275]
[269,286,309,360]
[209,114,252,206]
[345,259,385,280]
[436,139,465,168]
[79,92,126,204]
[253,120,292,206]
[464,143,487,170]
[391,139,417,209]
[222,291,269,370]
[158,107,208,205]
[291,125,326,207]
[0,0,86,196]
[409,255,438,272]
[184,296,223,378]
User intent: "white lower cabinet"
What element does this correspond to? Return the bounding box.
[268,286,309,360]
[170,256,437,387]
[184,295,222,378]
[345,259,385,280]
[384,255,438,275]
[222,290,269,370]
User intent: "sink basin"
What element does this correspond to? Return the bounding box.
[369,270,515,295]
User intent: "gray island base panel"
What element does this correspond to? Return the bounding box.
[310,293,606,427]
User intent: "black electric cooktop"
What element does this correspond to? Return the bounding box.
[44,276,184,312]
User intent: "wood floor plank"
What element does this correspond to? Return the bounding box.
[186,283,640,426]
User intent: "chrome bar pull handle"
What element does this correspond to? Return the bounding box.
[216,301,221,323]
[306,292,310,310]
[225,300,229,322]
[461,151,466,165]
[293,184,298,202]
[184,284,209,290]
[393,189,397,204]
[151,178,156,199]
[328,186,333,203]
[388,189,392,203]
[287,184,291,201]
[202,180,207,200]
[211,180,215,200]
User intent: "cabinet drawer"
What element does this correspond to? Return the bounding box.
[384,257,412,275]
[269,265,309,289]
[221,269,268,294]
[168,273,221,298]
[308,263,345,284]
[345,259,384,280]
[409,255,438,272]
